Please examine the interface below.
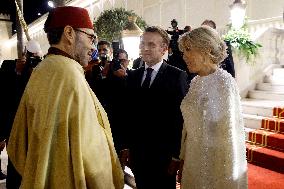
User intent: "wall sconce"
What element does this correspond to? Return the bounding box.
[121,16,143,63]
[230,0,247,29]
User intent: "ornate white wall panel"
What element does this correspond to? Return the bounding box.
[127,0,143,16]
[143,0,157,8]
[92,6,102,20]
[1,0,283,61]
[143,4,160,26]
[161,0,185,29]
[186,0,232,28]
[247,0,284,20]
[103,0,113,10]
[214,0,231,28]
[114,0,126,9]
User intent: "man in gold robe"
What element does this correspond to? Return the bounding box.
[7,6,124,189]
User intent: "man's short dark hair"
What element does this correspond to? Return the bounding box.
[116,49,128,59]
[45,28,64,45]
[144,26,170,47]
[97,40,111,48]
[201,19,216,29]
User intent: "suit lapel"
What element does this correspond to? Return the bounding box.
[136,66,145,87]
[151,61,167,88]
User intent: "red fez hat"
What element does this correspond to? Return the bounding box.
[44,6,93,31]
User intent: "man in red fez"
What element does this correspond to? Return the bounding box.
[7,6,124,189]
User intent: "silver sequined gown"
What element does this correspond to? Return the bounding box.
[180,68,248,189]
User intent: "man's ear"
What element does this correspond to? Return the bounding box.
[161,43,168,54]
[63,25,75,44]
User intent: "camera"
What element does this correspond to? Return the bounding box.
[24,51,41,68]
[27,56,41,68]
[99,54,108,62]
[112,59,122,71]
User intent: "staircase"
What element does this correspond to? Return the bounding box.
[242,66,284,173]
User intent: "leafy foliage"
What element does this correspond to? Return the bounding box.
[223,23,262,63]
[94,8,147,42]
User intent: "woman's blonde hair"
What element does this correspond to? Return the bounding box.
[179,26,227,65]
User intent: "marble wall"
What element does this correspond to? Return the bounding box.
[2,0,284,59]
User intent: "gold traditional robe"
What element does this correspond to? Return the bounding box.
[7,55,124,189]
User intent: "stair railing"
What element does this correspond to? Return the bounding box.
[219,16,284,98]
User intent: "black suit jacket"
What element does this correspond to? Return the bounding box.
[220,40,235,77]
[132,57,145,69]
[123,62,188,159]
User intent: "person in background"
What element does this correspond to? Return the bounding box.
[201,19,235,77]
[97,40,113,79]
[120,26,188,189]
[0,140,6,180]
[167,19,196,84]
[132,56,144,69]
[107,49,130,152]
[178,26,247,189]
[87,40,113,109]
[183,25,191,33]
[84,48,99,80]
[166,19,185,53]
[0,40,42,188]
[7,6,124,189]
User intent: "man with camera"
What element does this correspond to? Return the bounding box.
[86,42,130,153]
[112,49,129,77]
[86,40,114,110]
[106,49,130,152]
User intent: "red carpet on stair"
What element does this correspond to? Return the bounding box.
[176,163,284,189]
[246,142,284,173]
[248,130,284,151]
[247,107,284,173]
[261,117,284,133]
[273,107,284,119]
[177,106,284,188]
[248,163,284,189]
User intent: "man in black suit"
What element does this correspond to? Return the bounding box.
[132,56,145,69]
[120,26,188,189]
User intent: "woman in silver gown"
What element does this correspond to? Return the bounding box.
[178,26,248,189]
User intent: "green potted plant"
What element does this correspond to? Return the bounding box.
[223,21,262,63]
[94,8,147,42]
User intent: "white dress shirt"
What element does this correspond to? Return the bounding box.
[141,60,163,87]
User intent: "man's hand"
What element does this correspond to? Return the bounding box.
[120,59,129,70]
[177,160,184,183]
[119,149,130,170]
[101,62,110,77]
[0,140,6,151]
[167,159,180,176]
[15,57,27,75]
[113,68,127,78]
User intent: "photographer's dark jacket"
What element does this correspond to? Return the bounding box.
[220,40,235,78]
[0,60,30,142]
